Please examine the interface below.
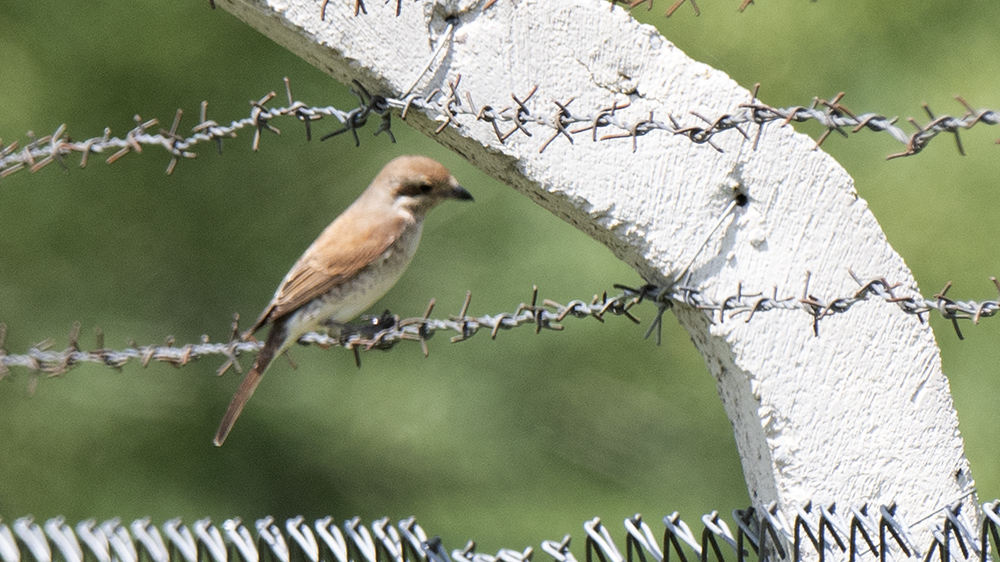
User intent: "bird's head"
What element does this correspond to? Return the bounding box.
[380,155,474,216]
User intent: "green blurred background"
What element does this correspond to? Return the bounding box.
[0,0,997,553]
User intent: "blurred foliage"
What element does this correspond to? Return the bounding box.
[0,0,997,554]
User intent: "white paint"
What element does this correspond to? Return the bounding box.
[218,0,976,545]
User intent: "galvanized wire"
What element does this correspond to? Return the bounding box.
[1,499,996,562]
[2,75,997,180]
[1,274,998,378]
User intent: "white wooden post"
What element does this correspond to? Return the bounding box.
[215,0,977,545]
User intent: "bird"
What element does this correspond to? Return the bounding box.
[213,155,473,446]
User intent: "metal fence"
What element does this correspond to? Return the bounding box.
[3,499,998,562]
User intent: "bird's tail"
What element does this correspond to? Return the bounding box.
[213,321,286,446]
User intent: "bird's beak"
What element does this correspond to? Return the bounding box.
[449,185,474,202]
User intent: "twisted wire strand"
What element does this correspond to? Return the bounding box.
[2,499,996,562]
[398,79,999,159]
[1,275,998,378]
[2,76,997,180]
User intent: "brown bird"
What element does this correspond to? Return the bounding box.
[214,155,473,446]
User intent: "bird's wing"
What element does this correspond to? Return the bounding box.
[247,214,407,333]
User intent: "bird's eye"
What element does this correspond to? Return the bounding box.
[398,181,434,197]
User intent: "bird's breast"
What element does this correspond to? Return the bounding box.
[286,222,424,340]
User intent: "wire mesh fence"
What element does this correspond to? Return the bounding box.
[3,498,997,562]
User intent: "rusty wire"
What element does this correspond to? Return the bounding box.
[623,272,1000,341]
[0,78,394,178]
[2,76,997,180]
[1,498,997,562]
[400,80,1000,159]
[1,274,998,378]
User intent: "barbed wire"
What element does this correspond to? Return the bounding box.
[627,271,1000,341]
[618,0,758,18]
[399,78,1000,159]
[0,78,395,178]
[1,498,996,562]
[1,275,997,379]
[217,0,759,23]
[209,0,762,27]
[2,73,997,181]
